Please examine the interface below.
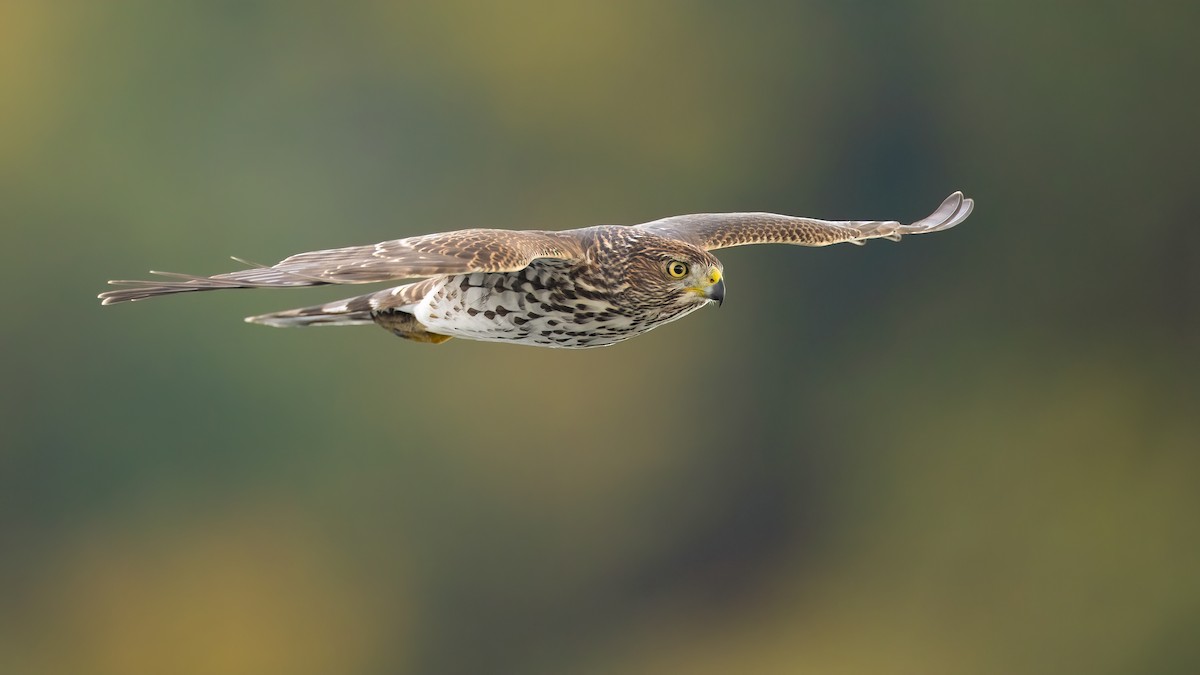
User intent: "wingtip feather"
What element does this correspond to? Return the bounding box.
[907,190,974,234]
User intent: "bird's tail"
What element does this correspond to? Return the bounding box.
[243,280,433,328]
[244,292,380,327]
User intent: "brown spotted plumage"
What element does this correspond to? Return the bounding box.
[99,191,974,349]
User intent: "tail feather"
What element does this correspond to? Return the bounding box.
[243,280,434,328]
[245,294,377,327]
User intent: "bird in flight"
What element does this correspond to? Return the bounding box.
[100,191,973,348]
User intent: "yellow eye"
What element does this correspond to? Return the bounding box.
[666,261,690,279]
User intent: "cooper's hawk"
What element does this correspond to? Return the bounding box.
[99,191,973,348]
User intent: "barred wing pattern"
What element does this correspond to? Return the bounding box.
[636,191,973,251]
[100,229,584,304]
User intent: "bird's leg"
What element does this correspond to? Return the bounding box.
[372,310,454,344]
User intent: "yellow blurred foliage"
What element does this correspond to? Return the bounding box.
[23,500,394,675]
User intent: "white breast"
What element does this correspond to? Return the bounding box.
[409,269,638,348]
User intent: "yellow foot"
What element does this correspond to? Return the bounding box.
[373,311,453,344]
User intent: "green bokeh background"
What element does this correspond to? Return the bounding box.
[3,2,1197,674]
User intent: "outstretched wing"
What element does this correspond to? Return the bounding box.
[635,191,974,251]
[100,229,584,304]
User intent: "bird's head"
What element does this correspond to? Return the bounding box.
[618,236,725,314]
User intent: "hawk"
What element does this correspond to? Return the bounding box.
[99,191,973,348]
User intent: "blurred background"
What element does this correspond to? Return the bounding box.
[3,2,1198,674]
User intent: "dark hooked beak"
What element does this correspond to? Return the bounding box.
[706,278,725,307]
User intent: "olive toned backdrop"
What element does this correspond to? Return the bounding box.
[2,2,1197,674]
